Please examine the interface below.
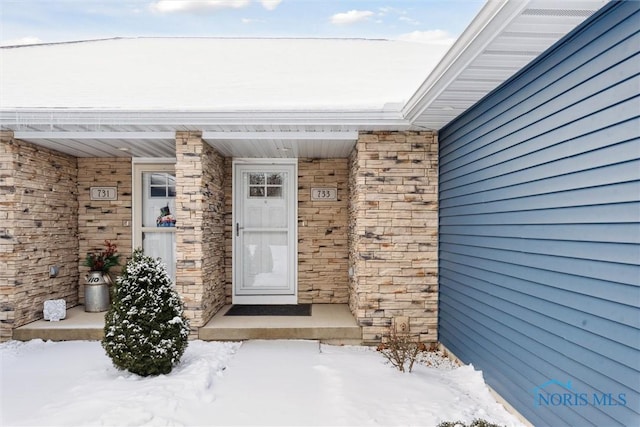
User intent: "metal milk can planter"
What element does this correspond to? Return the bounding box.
[85,271,111,312]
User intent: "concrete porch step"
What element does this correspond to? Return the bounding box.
[12,304,362,344]
[199,304,362,344]
[13,307,106,341]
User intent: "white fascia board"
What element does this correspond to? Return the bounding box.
[203,131,359,141]
[1,108,409,130]
[402,0,528,123]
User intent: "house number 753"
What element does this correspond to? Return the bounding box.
[311,187,337,201]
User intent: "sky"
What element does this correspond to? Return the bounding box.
[0,0,485,47]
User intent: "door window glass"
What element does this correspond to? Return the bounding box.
[137,169,177,281]
[143,172,176,227]
[248,172,284,199]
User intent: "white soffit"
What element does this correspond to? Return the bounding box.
[403,0,609,130]
[10,132,177,158]
[6,110,407,158]
[9,128,361,158]
[202,130,359,158]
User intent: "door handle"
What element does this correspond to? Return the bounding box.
[236,223,242,237]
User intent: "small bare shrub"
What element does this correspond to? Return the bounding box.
[437,420,504,427]
[377,327,426,373]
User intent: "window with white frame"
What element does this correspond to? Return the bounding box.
[134,164,177,281]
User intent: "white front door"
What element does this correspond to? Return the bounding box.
[233,160,297,304]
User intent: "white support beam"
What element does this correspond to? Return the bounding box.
[202,131,359,141]
[13,131,176,140]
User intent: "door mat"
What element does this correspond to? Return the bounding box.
[225,304,312,316]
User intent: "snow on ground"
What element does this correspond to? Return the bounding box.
[0,339,525,427]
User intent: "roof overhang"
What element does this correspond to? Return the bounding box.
[0,0,609,158]
[403,0,608,129]
[3,108,411,157]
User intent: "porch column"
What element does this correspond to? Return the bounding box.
[0,131,79,342]
[174,131,226,336]
[0,130,17,341]
[348,131,438,344]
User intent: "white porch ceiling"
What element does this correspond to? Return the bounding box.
[10,132,357,158]
[202,131,359,158]
[0,0,608,158]
[7,112,408,158]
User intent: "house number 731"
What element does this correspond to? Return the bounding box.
[311,187,337,201]
[90,187,118,201]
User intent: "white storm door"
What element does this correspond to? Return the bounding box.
[233,161,297,304]
[133,163,177,282]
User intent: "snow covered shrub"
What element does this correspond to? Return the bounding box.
[102,249,190,376]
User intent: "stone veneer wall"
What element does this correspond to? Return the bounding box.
[223,158,233,302]
[298,159,349,303]
[77,158,133,303]
[348,131,438,344]
[0,132,79,341]
[175,132,226,334]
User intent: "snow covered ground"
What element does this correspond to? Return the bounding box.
[0,339,525,427]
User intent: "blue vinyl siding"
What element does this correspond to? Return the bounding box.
[438,2,640,426]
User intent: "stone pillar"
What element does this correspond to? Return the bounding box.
[348,131,438,344]
[175,131,226,336]
[223,158,233,303]
[0,131,79,342]
[0,131,16,341]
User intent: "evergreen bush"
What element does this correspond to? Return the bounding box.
[102,249,190,376]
